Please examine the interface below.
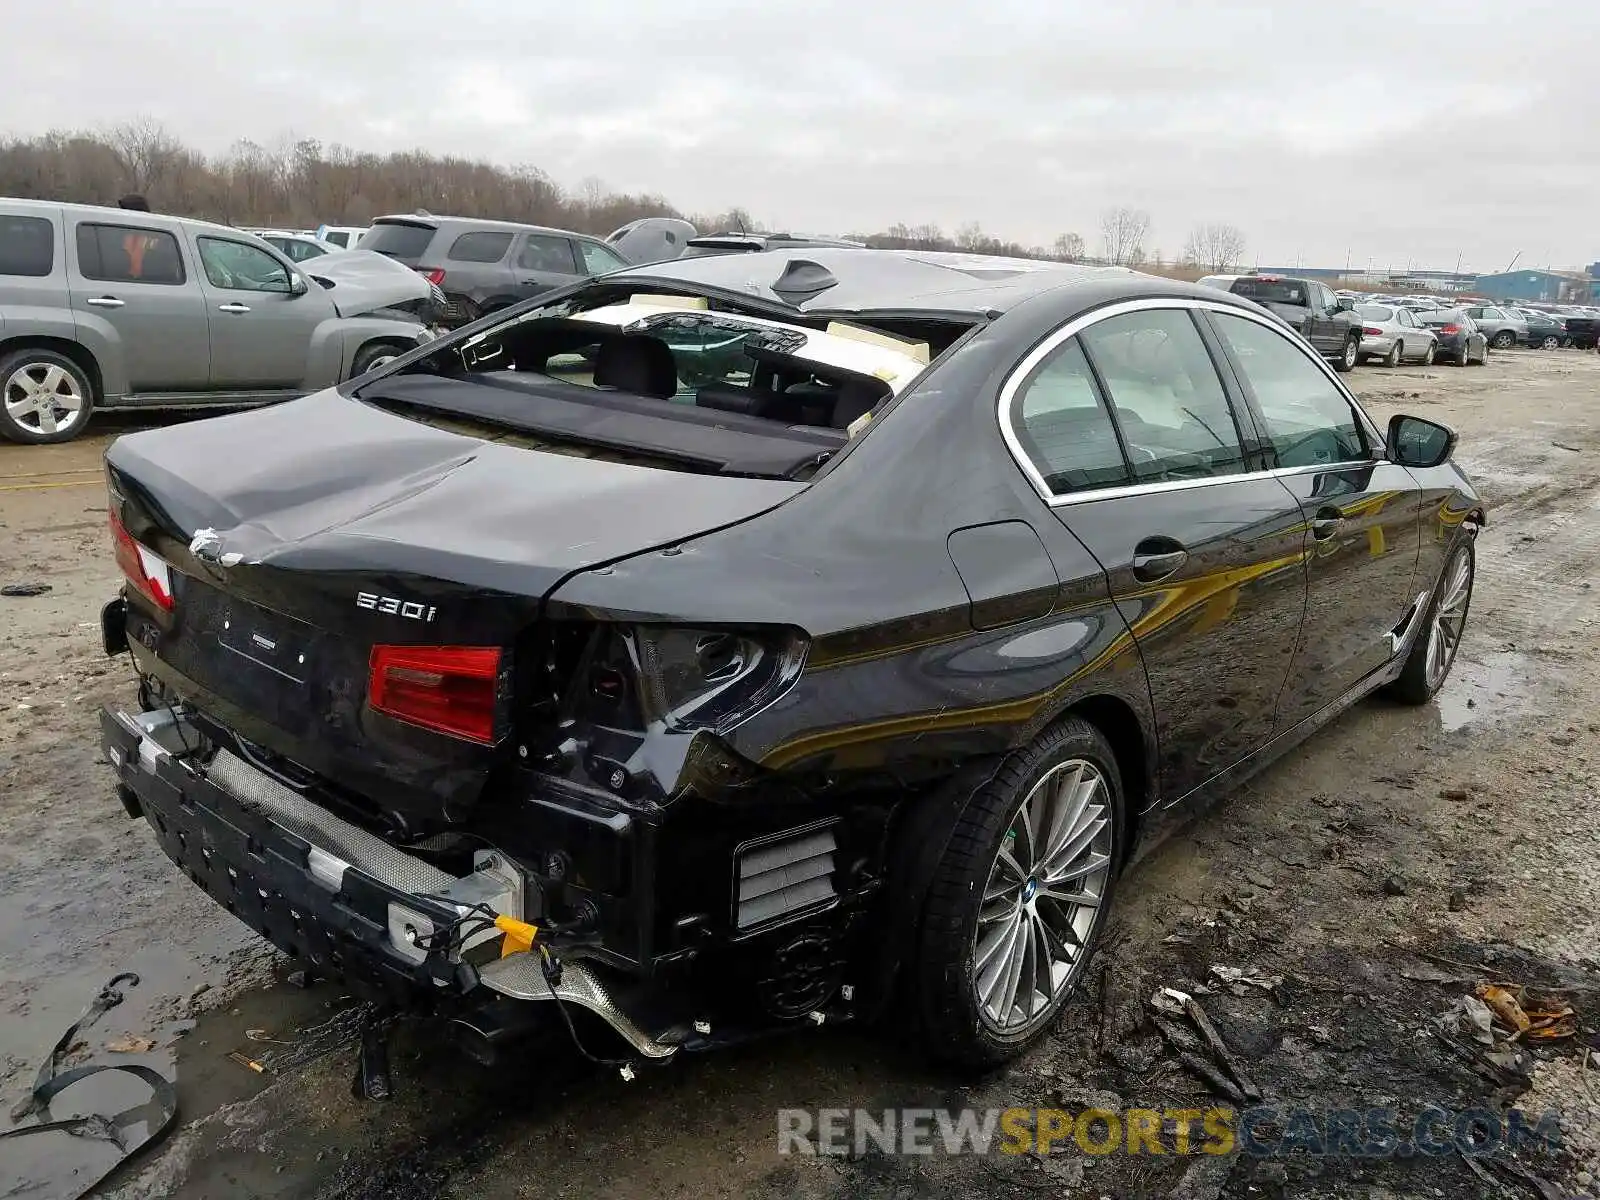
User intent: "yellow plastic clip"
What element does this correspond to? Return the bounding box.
[494,915,539,958]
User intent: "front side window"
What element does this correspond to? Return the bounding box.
[197,238,291,292]
[0,215,54,276]
[1211,311,1367,468]
[578,240,628,276]
[517,234,577,273]
[1078,309,1249,481]
[1010,337,1131,495]
[76,223,186,284]
[447,231,514,263]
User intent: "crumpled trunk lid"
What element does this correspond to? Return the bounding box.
[107,389,802,830]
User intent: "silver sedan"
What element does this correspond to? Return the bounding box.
[1356,304,1439,367]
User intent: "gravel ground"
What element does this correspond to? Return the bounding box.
[0,352,1596,1199]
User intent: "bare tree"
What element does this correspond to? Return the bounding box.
[1098,206,1150,267]
[1052,232,1085,262]
[104,116,185,195]
[1183,222,1248,273]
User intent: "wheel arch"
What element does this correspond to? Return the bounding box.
[1065,693,1153,858]
[0,336,103,402]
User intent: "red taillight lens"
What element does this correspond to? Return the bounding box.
[1362,326,1383,337]
[369,645,501,744]
[419,268,446,286]
[1440,325,1460,334]
[109,509,174,610]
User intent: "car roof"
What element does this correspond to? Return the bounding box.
[370,213,597,239]
[2,197,257,239]
[613,247,1225,318]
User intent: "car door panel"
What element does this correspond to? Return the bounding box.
[66,219,210,393]
[1204,307,1424,723]
[1056,481,1309,799]
[512,234,581,301]
[190,233,329,390]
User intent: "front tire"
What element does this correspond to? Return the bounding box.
[1490,330,1516,350]
[1334,335,1360,372]
[915,717,1123,1068]
[1388,539,1474,705]
[0,349,96,444]
[350,340,409,378]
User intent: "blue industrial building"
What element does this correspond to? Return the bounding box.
[1473,269,1597,304]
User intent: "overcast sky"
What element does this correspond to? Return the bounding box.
[9,0,1598,272]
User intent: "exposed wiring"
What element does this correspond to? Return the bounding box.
[536,946,634,1070]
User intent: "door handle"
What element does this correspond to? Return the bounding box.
[1311,507,1345,540]
[85,296,124,308]
[218,302,251,314]
[1131,538,1189,583]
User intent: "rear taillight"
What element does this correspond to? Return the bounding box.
[418,268,446,286]
[109,510,174,611]
[1440,325,1460,334]
[1362,326,1383,337]
[369,645,501,744]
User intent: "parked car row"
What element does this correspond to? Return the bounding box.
[1337,289,1600,351]
[0,199,436,443]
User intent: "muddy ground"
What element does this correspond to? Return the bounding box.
[1,353,1597,1199]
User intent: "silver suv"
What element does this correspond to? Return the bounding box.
[0,199,436,443]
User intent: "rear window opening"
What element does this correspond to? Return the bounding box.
[357,295,943,480]
[1232,279,1308,306]
[360,221,437,260]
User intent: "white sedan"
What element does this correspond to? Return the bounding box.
[1356,303,1439,367]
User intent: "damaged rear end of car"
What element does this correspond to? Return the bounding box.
[99,268,962,1081]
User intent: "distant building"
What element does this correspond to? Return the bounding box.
[1473,269,1597,304]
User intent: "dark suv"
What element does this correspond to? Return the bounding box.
[1228,274,1364,371]
[360,215,632,326]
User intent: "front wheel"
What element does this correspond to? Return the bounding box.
[1490,330,1516,350]
[1388,539,1473,705]
[914,718,1123,1068]
[1334,335,1360,372]
[350,340,409,378]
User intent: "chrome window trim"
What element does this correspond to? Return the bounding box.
[997,296,1384,509]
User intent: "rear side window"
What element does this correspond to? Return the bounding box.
[0,215,54,276]
[447,231,514,263]
[1079,309,1249,481]
[75,223,186,284]
[1211,311,1367,467]
[578,240,628,275]
[1010,338,1130,496]
[517,234,577,273]
[359,222,436,259]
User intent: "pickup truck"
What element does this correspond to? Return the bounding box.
[1227,274,1364,371]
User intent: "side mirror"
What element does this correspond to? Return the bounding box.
[1387,414,1457,469]
[288,272,309,297]
[1336,298,1354,312]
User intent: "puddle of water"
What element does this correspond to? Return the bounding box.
[1434,649,1538,732]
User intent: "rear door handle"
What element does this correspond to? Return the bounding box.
[218,302,251,314]
[85,296,124,308]
[1311,507,1345,540]
[1131,537,1189,582]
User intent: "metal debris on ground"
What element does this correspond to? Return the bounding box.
[1476,982,1578,1040]
[1208,964,1284,996]
[0,582,52,597]
[228,1051,267,1074]
[1438,993,1496,1044]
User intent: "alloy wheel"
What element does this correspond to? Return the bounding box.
[3,362,87,437]
[1542,336,1559,350]
[973,759,1113,1032]
[1425,549,1472,689]
[1343,339,1359,369]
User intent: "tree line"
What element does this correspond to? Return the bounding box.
[0,121,1247,272]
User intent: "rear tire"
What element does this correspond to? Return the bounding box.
[1388,539,1474,705]
[1540,335,1559,350]
[1384,341,1402,368]
[1421,341,1437,366]
[1490,330,1515,350]
[1454,341,1469,367]
[0,349,96,444]
[914,717,1124,1068]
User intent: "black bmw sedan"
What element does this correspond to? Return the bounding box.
[1417,308,1490,366]
[98,249,1483,1081]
